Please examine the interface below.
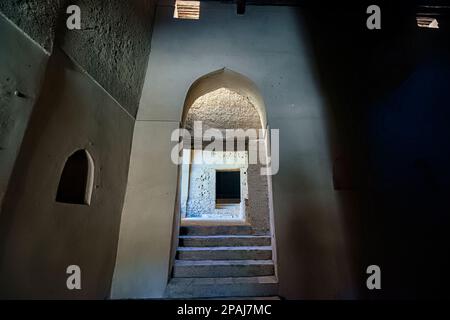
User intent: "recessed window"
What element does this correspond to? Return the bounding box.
[216,170,241,205]
[56,149,94,205]
[174,1,200,20]
[417,16,439,29]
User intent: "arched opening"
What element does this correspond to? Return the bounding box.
[167,68,278,298]
[178,68,270,225]
[56,149,94,205]
[180,87,262,222]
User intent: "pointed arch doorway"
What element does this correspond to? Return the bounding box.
[167,68,278,298]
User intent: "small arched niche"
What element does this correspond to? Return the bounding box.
[56,149,94,205]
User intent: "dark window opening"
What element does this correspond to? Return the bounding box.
[56,150,91,205]
[216,171,241,204]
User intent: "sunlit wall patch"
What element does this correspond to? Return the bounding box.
[416,16,439,29]
[174,1,200,20]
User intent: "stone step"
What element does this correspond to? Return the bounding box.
[173,260,275,278]
[165,276,279,299]
[177,246,272,260]
[179,235,271,247]
[180,225,256,236]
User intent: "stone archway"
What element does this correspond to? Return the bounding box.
[181,87,265,224]
[167,68,278,298]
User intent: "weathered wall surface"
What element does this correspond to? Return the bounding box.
[0,14,49,209]
[3,0,445,300]
[59,0,157,116]
[0,0,65,52]
[0,0,157,299]
[112,2,353,299]
[0,49,134,299]
[0,0,157,117]
[184,149,271,234]
[185,88,262,132]
[186,150,249,220]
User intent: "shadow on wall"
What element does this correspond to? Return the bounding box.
[297,2,450,298]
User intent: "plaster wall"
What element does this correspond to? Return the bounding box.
[0,49,134,299]
[59,0,157,117]
[246,146,271,235]
[0,0,65,52]
[112,2,353,299]
[0,0,157,117]
[0,14,49,209]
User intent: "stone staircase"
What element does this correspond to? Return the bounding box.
[166,226,278,299]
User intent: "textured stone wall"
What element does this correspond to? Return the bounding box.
[185,88,262,133]
[0,0,156,116]
[0,0,65,52]
[59,0,156,116]
[246,152,271,234]
[0,1,157,298]
[113,2,352,298]
[186,150,249,220]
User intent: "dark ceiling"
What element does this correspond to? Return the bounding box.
[198,0,450,19]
